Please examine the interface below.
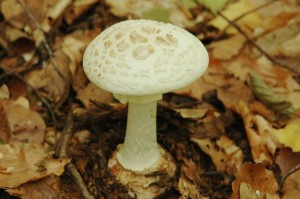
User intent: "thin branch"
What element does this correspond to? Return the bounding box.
[216,11,299,75]
[67,163,95,199]
[279,164,300,191]
[16,0,53,58]
[55,108,93,199]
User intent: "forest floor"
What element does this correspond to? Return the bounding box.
[0,0,300,198]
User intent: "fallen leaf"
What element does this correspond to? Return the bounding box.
[0,84,9,99]
[178,177,207,199]
[2,99,46,144]
[239,182,258,199]
[275,147,300,177]
[175,108,208,119]
[1,0,47,29]
[41,0,72,32]
[0,143,69,188]
[177,56,255,107]
[191,135,244,176]
[6,176,70,199]
[275,120,300,152]
[230,162,279,199]
[255,17,300,57]
[197,0,228,13]
[209,34,246,60]
[25,50,71,106]
[232,101,280,163]
[142,7,171,23]
[209,0,262,34]
[76,82,113,109]
[249,70,295,116]
[105,0,198,28]
[178,158,207,199]
[281,169,300,199]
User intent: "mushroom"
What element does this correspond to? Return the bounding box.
[83,19,209,197]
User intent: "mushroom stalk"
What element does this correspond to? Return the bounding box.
[116,100,161,172]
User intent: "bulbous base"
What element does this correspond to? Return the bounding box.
[108,145,177,199]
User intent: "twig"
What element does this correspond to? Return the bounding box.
[16,0,53,58]
[279,164,300,191]
[219,1,276,36]
[0,66,57,130]
[55,108,94,199]
[216,11,299,75]
[66,163,95,199]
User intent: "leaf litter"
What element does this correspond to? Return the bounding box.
[0,0,300,198]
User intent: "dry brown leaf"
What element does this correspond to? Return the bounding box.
[230,162,279,199]
[255,21,300,58]
[209,34,246,60]
[177,56,255,106]
[191,135,244,176]
[41,0,72,32]
[1,99,46,144]
[0,143,69,188]
[281,169,300,199]
[76,82,113,109]
[239,182,258,199]
[275,147,300,177]
[232,101,280,163]
[1,0,47,29]
[25,50,71,105]
[6,175,80,199]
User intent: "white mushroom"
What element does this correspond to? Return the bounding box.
[83,19,209,172]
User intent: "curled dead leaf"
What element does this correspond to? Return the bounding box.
[232,101,280,163]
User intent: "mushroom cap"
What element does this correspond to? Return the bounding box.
[83,19,209,96]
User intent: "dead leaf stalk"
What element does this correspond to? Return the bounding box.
[216,11,299,76]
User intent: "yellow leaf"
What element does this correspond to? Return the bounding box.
[276,120,300,152]
[209,0,262,34]
[197,0,228,13]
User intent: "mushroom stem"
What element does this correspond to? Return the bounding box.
[116,100,161,172]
